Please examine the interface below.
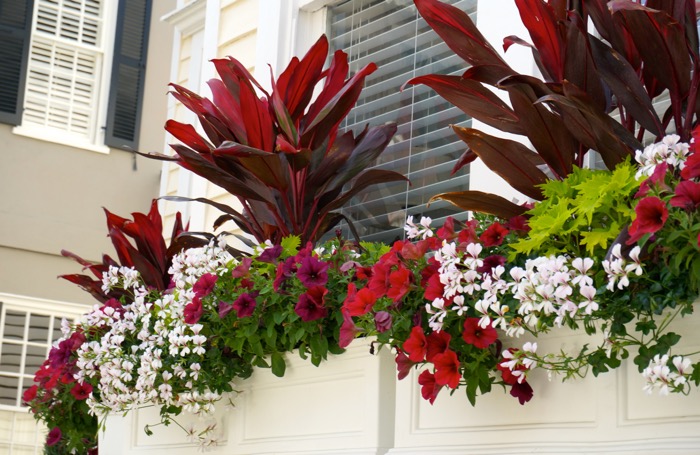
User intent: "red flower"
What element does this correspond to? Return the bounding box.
[458,219,479,244]
[232,292,258,318]
[670,180,700,210]
[418,370,443,404]
[338,309,358,348]
[510,380,534,405]
[184,296,204,324]
[432,349,461,389]
[479,222,509,247]
[297,256,330,288]
[46,427,62,447]
[386,266,412,302]
[395,350,414,380]
[426,331,451,362]
[258,245,283,263]
[218,301,234,318]
[295,286,328,321]
[477,254,506,274]
[436,216,457,241]
[344,285,377,316]
[635,162,668,198]
[193,273,217,298]
[368,261,391,298]
[22,385,38,403]
[402,326,428,362]
[374,311,392,332]
[70,382,93,400]
[462,318,497,349]
[681,149,700,180]
[231,257,253,278]
[627,197,669,244]
[505,215,530,233]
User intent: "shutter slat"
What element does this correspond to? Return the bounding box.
[104,0,152,150]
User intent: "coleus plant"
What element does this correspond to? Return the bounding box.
[409,0,700,218]
[145,35,406,245]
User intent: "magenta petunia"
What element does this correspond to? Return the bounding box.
[258,245,283,263]
[374,311,392,332]
[46,427,62,446]
[462,318,498,349]
[395,350,414,380]
[184,296,204,324]
[476,254,506,274]
[295,286,328,322]
[627,196,669,244]
[670,180,700,210]
[338,309,358,348]
[231,257,253,278]
[297,256,330,288]
[510,380,534,405]
[218,301,234,318]
[232,292,258,318]
[193,273,218,298]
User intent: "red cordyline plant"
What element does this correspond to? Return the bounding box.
[145,35,406,245]
[409,0,700,218]
[60,200,189,301]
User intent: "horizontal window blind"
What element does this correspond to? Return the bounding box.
[329,0,477,243]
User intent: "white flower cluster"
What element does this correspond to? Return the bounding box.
[642,354,693,395]
[170,237,233,308]
[102,265,142,294]
[404,215,434,240]
[501,342,538,383]
[76,260,224,425]
[601,244,642,291]
[634,134,690,178]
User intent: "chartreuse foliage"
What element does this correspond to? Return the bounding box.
[510,162,640,258]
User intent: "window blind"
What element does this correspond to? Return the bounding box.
[328,0,477,243]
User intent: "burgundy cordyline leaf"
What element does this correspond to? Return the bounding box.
[429,191,527,220]
[165,120,213,154]
[562,14,607,112]
[304,49,350,124]
[414,0,514,85]
[207,78,247,143]
[515,0,563,81]
[278,35,328,122]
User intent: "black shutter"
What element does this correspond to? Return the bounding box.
[0,0,33,125]
[105,0,152,150]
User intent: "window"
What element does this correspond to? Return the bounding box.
[0,298,80,454]
[0,0,152,152]
[328,0,476,243]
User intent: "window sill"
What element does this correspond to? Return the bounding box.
[12,125,111,154]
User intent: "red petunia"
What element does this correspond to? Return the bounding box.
[423,272,444,302]
[193,273,218,298]
[418,370,443,404]
[462,318,498,349]
[627,196,669,244]
[344,285,377,316]
[368,262,392,298]
[510,380,534,405]
[70,381,93,400]
[479,222,509,247]
[295,286,328,322]
[670,180,700,210]
[681,148,700,180]
[46,427,62,447]
[477,254,506,274]
[403,326,428,362]
[425,330,451,362]
[338,309,358,348]
[22,385,38,403]
[232,292,258,318]
[183,296,204,324]
[436,216,457,241]
[386,266,412,302]
[432,349,461,389]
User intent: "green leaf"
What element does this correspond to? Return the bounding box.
[271,352,287,377]
[253,356,270,369]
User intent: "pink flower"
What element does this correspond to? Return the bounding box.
[462,318,497,349]
[218,301,234,318]
[338,309,358,348]
[418,370,443,404]
[46,427,62,446]
[479,222,509,247]
[402,326,428,362]
[70,382,93,400]
[670,180,700,210]
[432,349,461,389]
[184,296,204,324]
[374,311,392,332]
[297,256,330,288]
[627,197,669,244]
[193,273,217,298]
[635,162,668,198]
[295,286,328,321]
[232,292,258,318]
[231,257,253,278]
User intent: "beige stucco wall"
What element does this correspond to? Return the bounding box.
[0,0,177,306]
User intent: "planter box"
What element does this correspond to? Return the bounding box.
[99,338,396,454]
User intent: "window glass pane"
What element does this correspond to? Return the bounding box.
[4,312,26,341]
[0,343,22,373]
[0,375,19,406]
[28,314,50,343]
[328,0,477,243]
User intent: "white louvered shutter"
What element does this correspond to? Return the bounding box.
[23,0,104,141]
[328,0,477,243]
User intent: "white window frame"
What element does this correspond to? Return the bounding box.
[11,0,119,154]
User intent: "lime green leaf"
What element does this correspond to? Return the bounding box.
[281,235,301,256]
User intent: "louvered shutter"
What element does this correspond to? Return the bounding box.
[104,0,152,150]
[0,0,33,125]
[329,0,476,243]
[22,0,104,139]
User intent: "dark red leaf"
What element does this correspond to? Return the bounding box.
[279,35,328,121]
[321,169,409,213]
[164,120,213,155]
[515,0,563,80]
[213,142,289,191]
[452,149,477,175]
[429,190,528,219]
